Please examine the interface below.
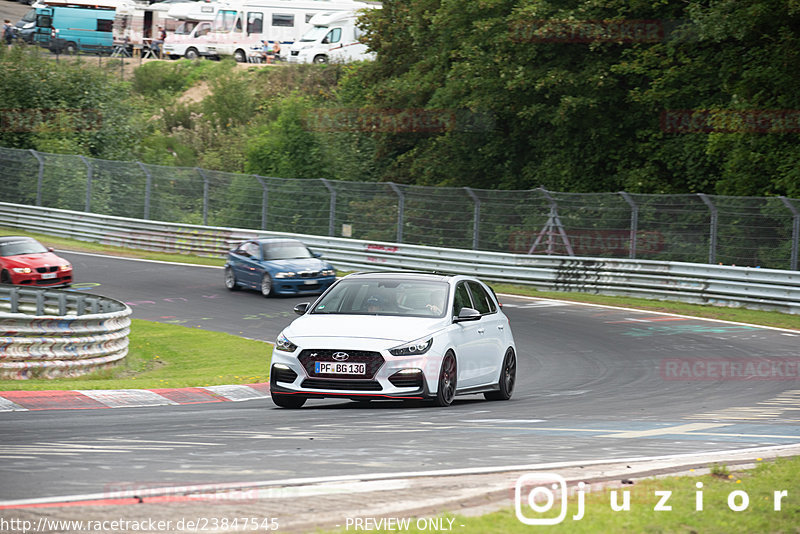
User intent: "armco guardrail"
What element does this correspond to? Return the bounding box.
[1,202,798,314]
[0,286,132,380]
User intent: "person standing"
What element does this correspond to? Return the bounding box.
[3,20,14,47]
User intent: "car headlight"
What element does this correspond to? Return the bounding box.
[60,264,71,271]
[275,332,298,352]
[274,271,296,278]
[321,269,336,277]
[12,267,32,274]
[389,338,433,357]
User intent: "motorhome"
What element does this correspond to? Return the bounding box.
[111,0,177,52]
[288,8,376,64]
[205,0,369,62]
[32,0,128,53]
[162,1,218,59]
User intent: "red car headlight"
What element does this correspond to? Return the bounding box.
[60,264,71,272]
[12,267,32,274]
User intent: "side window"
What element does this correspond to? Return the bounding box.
[305,13,316,23]
[247,12,262,34]
[272,14,294,27]
[452,283,472,317]
[467,281,495,314]
[97,19,113,32]
[328,27,341,43]
[196,23,210,37]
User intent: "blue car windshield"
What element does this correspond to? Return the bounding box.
[262,242,313,260]
[312,279,449,318]
[0,239,48,257]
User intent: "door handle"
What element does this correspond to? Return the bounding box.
[477,328,485,334]
[497,325,504,331]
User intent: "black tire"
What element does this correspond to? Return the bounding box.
[233,49,247,63]
[0,270,11,284]
[260,273,273,297]
[485,348,516,401]
[271,394,306,408]
[434,352,457,407]
[64,42,78,55]
[224,266,239,291]
[313,54,328,64]
[185,47,199,60]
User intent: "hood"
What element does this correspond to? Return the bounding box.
[285,314,448,348]
[3,252,67,268]
[264,257,329,272]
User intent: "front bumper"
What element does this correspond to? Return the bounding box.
[270,347,440,401]
[8,271,72,287]
[273,276,335,295]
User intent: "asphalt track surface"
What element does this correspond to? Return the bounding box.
[1,251,799,503]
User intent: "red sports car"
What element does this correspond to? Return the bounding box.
[0,236,73,287]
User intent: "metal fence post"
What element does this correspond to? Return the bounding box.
[698,193,718,264]
[464,187,480,250]
[781,196,799,271]
[320,178,336,237]
[137,162,152,220]
[619,191,639,259]
[255,176,268,231]
[29,150,44,207]
[79,156,93,213]
[387,182,404,244]
[196,168,209,226]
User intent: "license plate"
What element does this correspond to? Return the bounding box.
[315,361,366,375]
[41,272,56,279]
[303,280,317,285]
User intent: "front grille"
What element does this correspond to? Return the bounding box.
[389,371,424,388]
[301,378,382,391]
[298,349,384,379]
[291,50,299,56]
[36,266,58,273]
[298,270,320,278]
[271,366,298,383]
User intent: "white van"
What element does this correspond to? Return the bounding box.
[288,9,375,64]
[205,0,369,62]
[163,1,217,59]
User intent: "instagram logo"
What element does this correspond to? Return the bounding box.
[515,473,585,525]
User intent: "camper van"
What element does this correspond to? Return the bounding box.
[288,9,375,64]
[112,0,176,52]
[32,0,128,53]
[162,1,218,59]
[205,0,369,62]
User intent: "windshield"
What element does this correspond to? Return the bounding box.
[213,9,238,32]
[0,238,48,257]
[312,278,449,318]
[21,9,36,23]
[262,241,313,260]
[299,25,329,42]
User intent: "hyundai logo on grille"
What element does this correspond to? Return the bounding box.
[332,352,350,362]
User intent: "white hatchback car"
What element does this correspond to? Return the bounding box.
[270,272,517,408]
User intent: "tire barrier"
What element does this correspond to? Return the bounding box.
[0,286,132,380]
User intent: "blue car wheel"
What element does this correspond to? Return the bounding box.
[260,273,273,297]
[224,266,239,291]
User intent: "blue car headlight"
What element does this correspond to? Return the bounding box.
[389,338,433,357]
[275,332,298,352]
[274,271,296,279]
[321,269,336,277]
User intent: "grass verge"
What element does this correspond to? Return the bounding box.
[330,457,800,533]
[0,319,271,391]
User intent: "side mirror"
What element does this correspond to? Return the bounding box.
[454,307,481,322]
[293,302,310,315]
[313,252,322,258]
[48,247,54,252]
